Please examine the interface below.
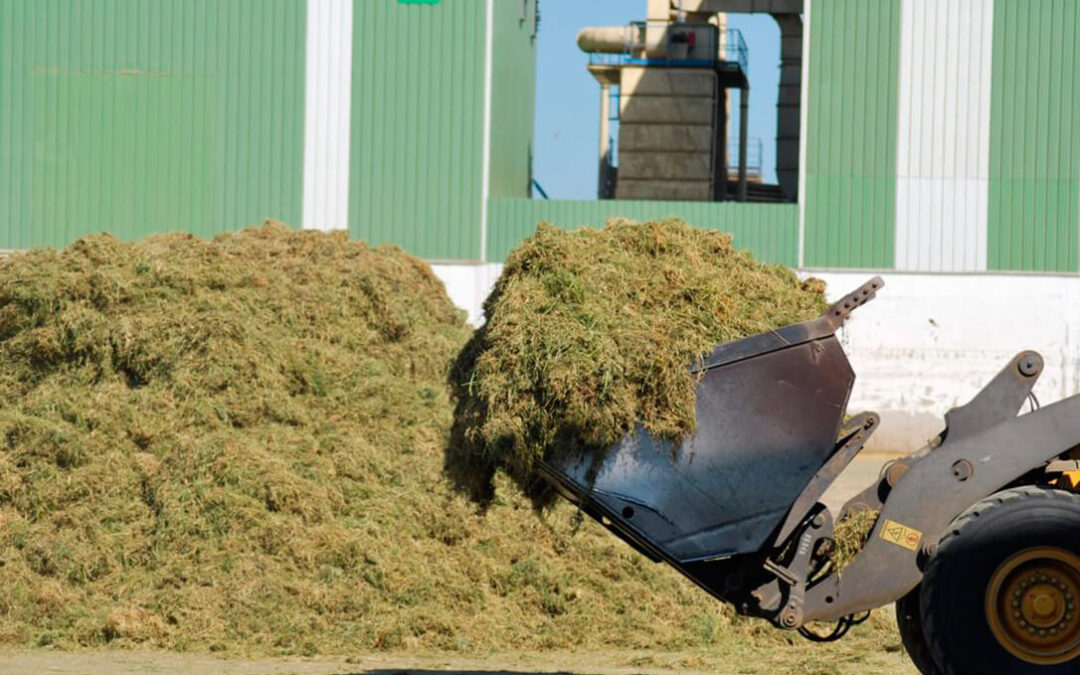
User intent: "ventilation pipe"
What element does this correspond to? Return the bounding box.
[576,25,643,54]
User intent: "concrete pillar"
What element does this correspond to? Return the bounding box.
[773,13,802,201]
[647,0,672,21]
[645,0,673,57]
[738,84,749,202]
[598,82,610,199]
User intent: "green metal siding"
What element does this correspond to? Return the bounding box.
[804,0,901,269]
[987,0,1080,272]
[349,0,485,261]
[488,0,537,200]
[0,0,306,249]
[487,198,799,266]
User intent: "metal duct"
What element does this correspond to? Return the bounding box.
[577,25,643,54]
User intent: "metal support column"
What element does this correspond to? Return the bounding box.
[738,85,749,202]
[598,83,611,199]
[714,87,728,201]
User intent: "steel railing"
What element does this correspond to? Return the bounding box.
[728,137,763,178]
[587,24,747,73]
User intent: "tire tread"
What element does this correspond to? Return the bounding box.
[921,485,1080,675]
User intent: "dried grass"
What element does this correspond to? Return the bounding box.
[0,221,897,660]
[830,509,881,571]
[446,219,827,504]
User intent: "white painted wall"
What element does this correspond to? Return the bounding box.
[815,271,1080,452]
[432,263,1080,454]
[302,0,353,232]
[894,0,993,271]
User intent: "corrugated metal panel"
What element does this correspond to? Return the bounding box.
[303,0,353,231]
[488,0,536,200]
[486,198,799,266]
[349,0,486,261]
[894,0,992,272]
[987,0,1080,272]
[0,0,306,249]
[804,0,901,269]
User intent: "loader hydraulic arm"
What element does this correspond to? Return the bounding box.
[799,351,1080,624]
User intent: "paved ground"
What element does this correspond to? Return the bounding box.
[0,652,705,675]
[823,451,900,514]
[0,648,917,675]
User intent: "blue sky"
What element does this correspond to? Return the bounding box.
[532,1,781,199]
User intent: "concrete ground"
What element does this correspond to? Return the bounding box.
[0,648,917,675]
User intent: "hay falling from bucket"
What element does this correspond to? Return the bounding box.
[830,509,882,572]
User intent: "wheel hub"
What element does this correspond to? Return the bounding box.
[987,547,1080,665]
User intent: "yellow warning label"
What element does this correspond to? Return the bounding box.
[879,519,923,551]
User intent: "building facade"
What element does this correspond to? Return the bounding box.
[3,0,1080,450]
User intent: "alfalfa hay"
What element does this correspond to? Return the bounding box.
[447,218,827,504]
[0,222,477,652]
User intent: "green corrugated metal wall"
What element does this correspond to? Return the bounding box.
[487,198,799,266]
[488,0,537,200]
[804,0,901,269]
[9,0,1080,275]
[0,0,306,248]
[987,0,1080,272]
[349,0,486,261]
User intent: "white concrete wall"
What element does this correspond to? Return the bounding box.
[814,271,1080,452]
[433,263,1080,454]
[430,263,503,327]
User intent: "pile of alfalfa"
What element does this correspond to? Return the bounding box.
[0,221,854,659]
[0,220,897,663]
[447,219,827,504]
[0,223,477,652]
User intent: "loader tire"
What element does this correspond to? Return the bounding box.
[895,586,941,675]
[921,486,1080,675]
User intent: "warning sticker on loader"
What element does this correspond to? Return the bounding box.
[879,519,923,551]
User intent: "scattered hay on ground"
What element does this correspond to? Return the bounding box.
[446,219,827,504]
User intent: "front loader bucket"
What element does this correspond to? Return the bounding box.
[537,278,884,564]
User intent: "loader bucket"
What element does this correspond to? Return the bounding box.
[538,278,883,565]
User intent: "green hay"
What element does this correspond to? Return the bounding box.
[830,509,881,571]
[447,219,827,504]
[0,223,487,653]
[0,221,896,659]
